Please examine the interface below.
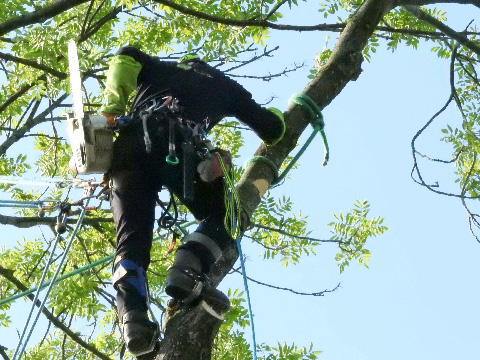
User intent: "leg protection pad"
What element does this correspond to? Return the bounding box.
[165,249,203,302]
[178,231,223,273]
[166,232,225,305]
[113,259,147,300]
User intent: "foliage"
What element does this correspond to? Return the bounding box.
[1,0,477,359]
[329,200,388,274]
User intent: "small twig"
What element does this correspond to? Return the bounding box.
[0,344,10,360]
[252,222,340,243]
[232,267,341,296]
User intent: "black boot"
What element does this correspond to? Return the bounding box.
[121,310,159,357]
[113,259,160,357]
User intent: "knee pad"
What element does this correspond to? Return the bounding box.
[113,259,147,300]
[178,232,223,273]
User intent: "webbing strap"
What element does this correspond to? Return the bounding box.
[183,232,223,261]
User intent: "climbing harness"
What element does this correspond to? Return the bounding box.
[137,97,179,154]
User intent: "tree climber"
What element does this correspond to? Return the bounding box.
[101,46,285,356]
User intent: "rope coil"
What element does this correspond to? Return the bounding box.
[245,93,329,187]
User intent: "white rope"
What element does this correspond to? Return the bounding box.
[0,175,102,189]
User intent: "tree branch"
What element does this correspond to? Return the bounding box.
[398,0,480,8]
[0,4,121,116]
[0,52,67,79]
[0,82,37,115]
[252,223,340,243]
[0,344,9,360]
[151,0,345,32]
[154,0,398,358]
[0,93,68,155]
[0,0,90,36]
[0,265,113,360]
[403,5,480,56]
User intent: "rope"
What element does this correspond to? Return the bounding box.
[245,93,329,187]
[289,93,329,166]
[0,220,197,308]
[0,254,113,307]
[0,199,51,209]
[232,94,329,358]
[236,238,258,360]
[216,152,242,239]
[13,188,94,360]
[214,153,257,359]
[0,175,102,189]
[11,226,63,359]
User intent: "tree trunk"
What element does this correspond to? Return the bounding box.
[155,0,398,358]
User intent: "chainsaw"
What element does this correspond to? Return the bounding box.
[66,39,113,174]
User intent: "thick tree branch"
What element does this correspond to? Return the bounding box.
[237,0,396,220]
[0,265,112,360]
[398,0,480,8]
[152,0,345,32]
[0,82,37,115]
[155,0,398,359]
[403,5,480,56]
[0,0,90,36]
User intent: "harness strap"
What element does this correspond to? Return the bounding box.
[166,116,179,164]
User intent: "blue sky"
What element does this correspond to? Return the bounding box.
[1,2,480,360]
[219,3,480,360]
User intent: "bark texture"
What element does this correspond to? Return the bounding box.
[154,0,397,358]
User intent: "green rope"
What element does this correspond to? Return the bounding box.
[0,220,197,308]
[245,93,329,187]
[289,93,329,166]
[215,153,242,239]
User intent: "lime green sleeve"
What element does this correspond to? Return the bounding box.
[100,54,142,115]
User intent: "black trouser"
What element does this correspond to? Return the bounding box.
[109,116,232,318]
